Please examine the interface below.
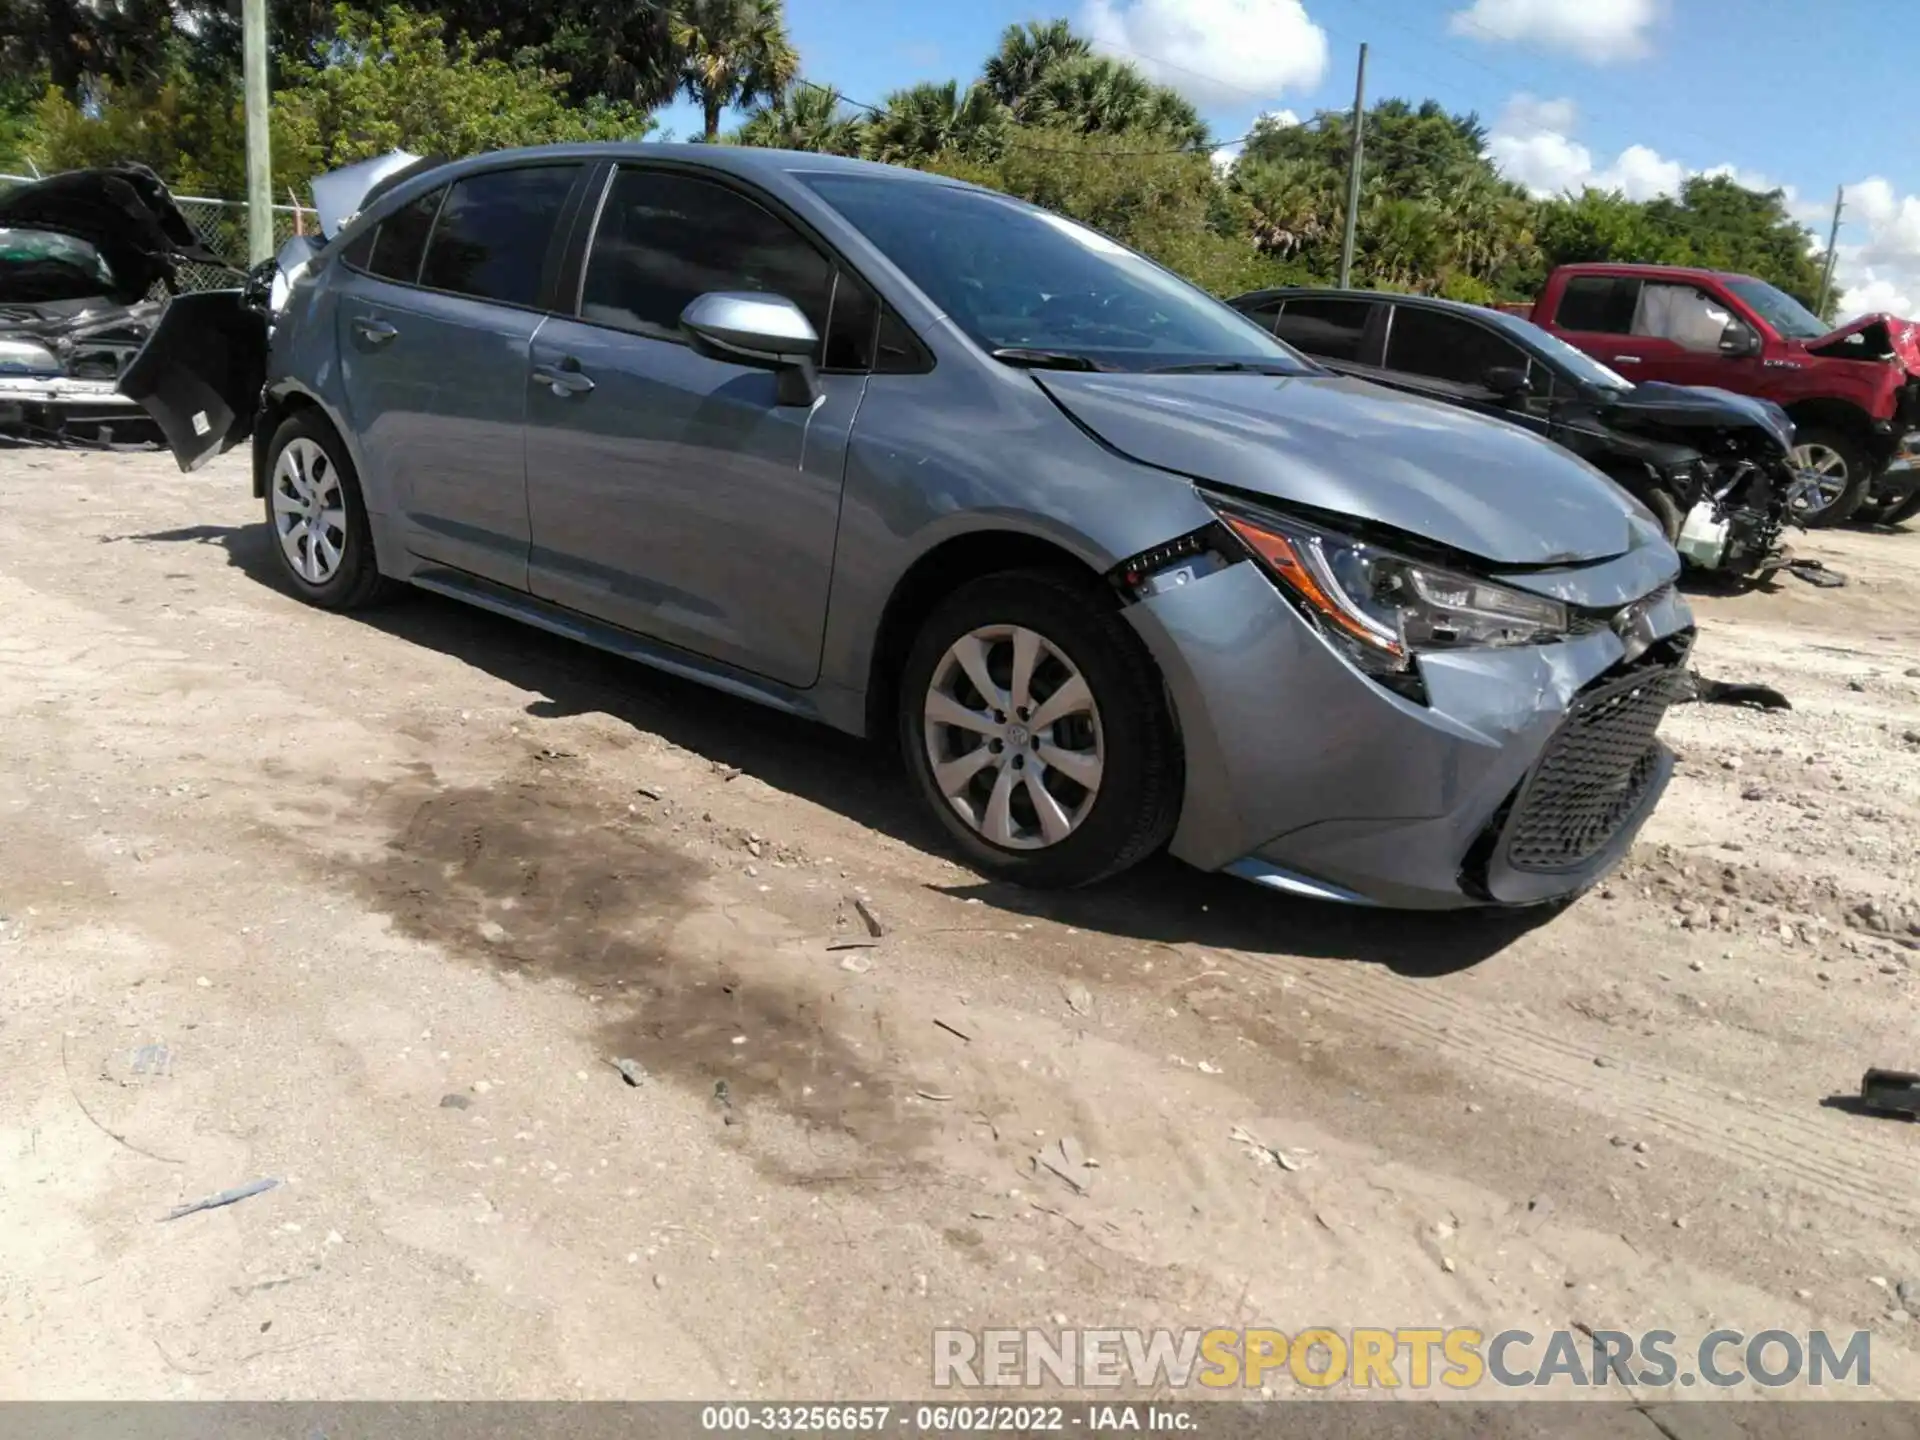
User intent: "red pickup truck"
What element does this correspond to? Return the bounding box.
[1524,263,1920,525]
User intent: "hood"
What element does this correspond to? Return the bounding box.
[1034,371,1640,566]
[310,151,423,239]
[0,165,228,304]
[1600,381,1795,454]
[1802,312,1920,373]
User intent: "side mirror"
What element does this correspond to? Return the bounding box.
[1719,320,1760,357]
[1483,364,1531,401]
[680,291,820,406]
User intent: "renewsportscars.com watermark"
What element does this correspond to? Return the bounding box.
[932,1327,1873,1391]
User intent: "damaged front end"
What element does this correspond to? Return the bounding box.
[0,164,232,445]
[1599,382,1800,578]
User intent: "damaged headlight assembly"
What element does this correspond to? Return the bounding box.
[1203,494,1570,695]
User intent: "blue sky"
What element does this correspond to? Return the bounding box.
[651,0,1920,318]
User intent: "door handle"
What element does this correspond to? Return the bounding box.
[353,317,398,346]
[1610,354,1641,364]
[531,362,595,397]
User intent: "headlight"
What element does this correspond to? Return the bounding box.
[1209,498,1570,676]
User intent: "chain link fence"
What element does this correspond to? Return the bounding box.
[2,175,318,292]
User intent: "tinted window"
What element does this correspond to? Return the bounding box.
[339,224,377,273]
[824,270,877,370]
[874,305,933,374]
[1236,299,1283,334]
[419,165,580,306]
[802,173,1311,374]
[1272,297,1373,362]
[1385,307,1528,388]
[581,169,834,345]
[366,187,443,283]
[1555,274,1639,333]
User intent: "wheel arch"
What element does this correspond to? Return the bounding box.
[862,528,1115,741]
[249,385,358,498]
[1783,398,1880,454]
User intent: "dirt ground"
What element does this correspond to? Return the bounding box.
[2,446,1918,1404]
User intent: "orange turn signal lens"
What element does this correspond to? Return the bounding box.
[1221,512,1406,659]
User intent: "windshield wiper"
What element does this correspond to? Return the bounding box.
[989,347,1115,372]
[1145,360,1298,375]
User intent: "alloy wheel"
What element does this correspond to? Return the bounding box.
[1789,442,1849,518]
[921,624,1105,851]
[271,436,348,585]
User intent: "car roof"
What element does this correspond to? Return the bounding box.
[1551,262,1764,286]
[394,142,973,190]
[1233,286,1501,321]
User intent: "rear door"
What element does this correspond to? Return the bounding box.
[1547,273,1653,380]
[1269,295,1383,367]
[521,165,874,687]
[329,162,585,590]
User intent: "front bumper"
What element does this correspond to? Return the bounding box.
[1126,558,1693,910]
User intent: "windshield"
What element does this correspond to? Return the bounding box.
[1484,308,1635,392]
[1724,276,1828,340]
[0,226,116,303]
[802,174,1315,374]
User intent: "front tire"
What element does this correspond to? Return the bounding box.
[1788,427,1874,527]
[898,570,1182,888]
[263,411,396,610]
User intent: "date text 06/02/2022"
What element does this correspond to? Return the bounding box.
[698,1404,1187,1432]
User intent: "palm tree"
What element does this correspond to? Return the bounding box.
[864,80,1008,165]
[734,83,867,155]
[669,0,800,142]
[983,19,1089,117]
[1021,55,1207,148]
[1235,158,1342,258]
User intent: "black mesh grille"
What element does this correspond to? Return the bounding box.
[1504,663,1682,873]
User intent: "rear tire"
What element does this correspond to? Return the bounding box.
[1855,478,1920,527]
[1788,427,1873,528]
[262,411,397,610]
[1882,487,1920,526]
[897,569,1182,888]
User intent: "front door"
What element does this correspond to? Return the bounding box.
[1377,303,1552,432]
[331,163,583,590]
[523,166,872,689]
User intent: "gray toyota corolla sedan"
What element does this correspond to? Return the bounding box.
[123,143,1693,908]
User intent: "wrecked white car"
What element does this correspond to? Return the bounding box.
[0,164,229,443]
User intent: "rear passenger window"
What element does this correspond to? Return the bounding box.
[1272,297,1373,362]
[419,165,580,307]
[581,168,834,346]
[1555,275,1640,334]
[365,187,443,283]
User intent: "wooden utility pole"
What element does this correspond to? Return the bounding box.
[1337,42,1368,290]
[1815,185,1844,319]
[242,0,273,264]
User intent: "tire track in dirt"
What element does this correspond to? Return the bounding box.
[1212,944,1920,1225]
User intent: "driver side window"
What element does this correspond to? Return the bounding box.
[1632,282,1733,353]
[580,168,835,348]
[1383,306,1529,390]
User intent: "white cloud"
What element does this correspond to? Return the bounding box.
[1211,108,1300,171]
[1486,94,1685,201]
[1830,177,1920,321]
[1081,0,1329,107]
[1450,0,1658,63]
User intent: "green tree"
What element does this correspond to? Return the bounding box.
[866,80,1007,165]
[670,0,799,142]
[982,19,1089,118]
[1023,55,1206,147]
[735,83,865,155]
